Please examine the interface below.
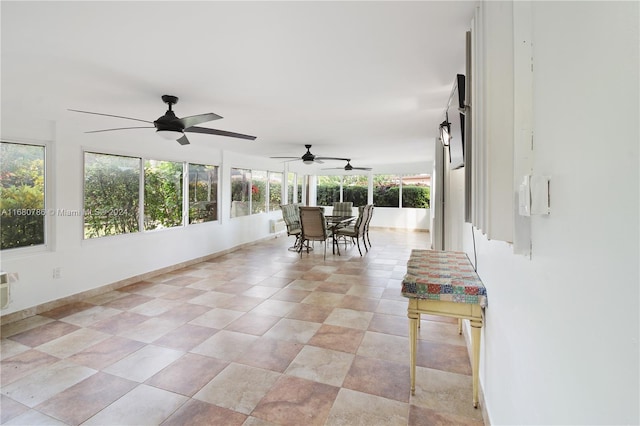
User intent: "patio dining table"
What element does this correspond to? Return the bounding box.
[324,215,355,255]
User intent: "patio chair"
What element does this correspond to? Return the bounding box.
[360,204,374,249]
[335,204,371,256]
[299,206,331,260]
[280,204,302,251]
[332,202,353,217]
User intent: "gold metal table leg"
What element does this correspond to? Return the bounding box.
[470,319,482,408]
[408,308,419,395]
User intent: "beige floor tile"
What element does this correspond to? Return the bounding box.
[263,318,321,344]
[191,330,258,361]
[36,327,110,358]
[324,307,374,330]
[409,366,484,421]
[251,299,298,317]
[376,298,409,316]
[103,345,183,382]
[1,360,96,407]
[82,384,188,425]
[285,345,354,387]
[188,308,244,329]
[357,331,409,364]
[193,363,280,414]
[0,338,30,360]
[58,305,122,327]
[242,285,281,299]
[129,297,183,316]
[326,388,409,425]
[3,409,68,425]
[301,291,345,307]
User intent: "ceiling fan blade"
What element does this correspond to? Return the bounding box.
[315,156,351,162]
[185,126,256,140]
[68,109,153,124]
[353,167,373,170]
[178,113,223,129]
[85,126,154,133]
[177,135,190,145]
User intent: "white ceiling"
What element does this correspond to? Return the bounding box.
[1,1,475,172]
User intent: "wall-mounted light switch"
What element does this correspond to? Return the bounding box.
[519,175,550,216]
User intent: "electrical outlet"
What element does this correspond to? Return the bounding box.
[53,267,62,279]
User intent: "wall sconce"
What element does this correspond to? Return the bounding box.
[439,119,451,146]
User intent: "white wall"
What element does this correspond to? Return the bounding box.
[445,2,639,424]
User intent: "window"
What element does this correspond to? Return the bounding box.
[316,175,341,206]
[144,160,183,230]
[0,142,46,250]
[373,174,400,207]
[372,174,430,208]
[342,175,368,207]
[84,152,140,238]
[251,170,267,214]
[230,168,251,218]
[402,174,430,208]
[188,163,218,224]
[269,172,282,211]
[287,172,296,204]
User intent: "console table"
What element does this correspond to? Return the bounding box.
[401,249,488,408]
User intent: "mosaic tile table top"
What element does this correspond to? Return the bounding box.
[401,249,488,308]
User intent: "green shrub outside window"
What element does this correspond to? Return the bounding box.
[0,142,46,249]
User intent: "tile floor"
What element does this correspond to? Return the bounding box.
[0,229,484,426]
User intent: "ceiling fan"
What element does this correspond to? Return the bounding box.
[270,144,349,164]
[323,159,372,171]
[69,95,256,145]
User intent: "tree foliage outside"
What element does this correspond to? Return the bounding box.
[144,160,183,230]
[189,164,218,224]
[84,152,140,238]
[0,142,46,249]
[231,168,250,217]
[317,174,430,209]
[373,174,400,207]
[251,170,267,214]
[402,186,430,208]
[269,172,282,211]
[343,175,368,207]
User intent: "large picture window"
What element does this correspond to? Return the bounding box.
[144,160,183,231]
[251,170,267,214]
[287,172,296,204]
[373,174,400,207]
[269,172,282,211]
[342,175,368,207]
[188,163,218,224]
[0,142,46,250]
[230,168,251,218]
[84,152,140,238]
[316,175,341,206]
[401,174,430,208]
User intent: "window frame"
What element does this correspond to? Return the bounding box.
[83,149,223,242]
[187,162,219,225]
[0,139,53,255]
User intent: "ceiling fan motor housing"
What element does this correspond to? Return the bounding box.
[154,110,184,132]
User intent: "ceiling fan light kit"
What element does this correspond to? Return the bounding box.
[70,95,256,145]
